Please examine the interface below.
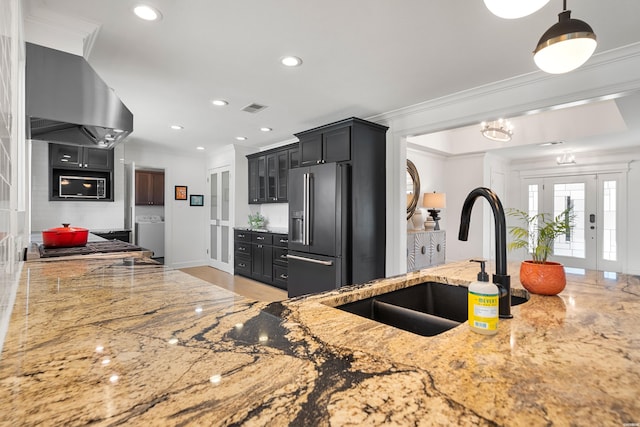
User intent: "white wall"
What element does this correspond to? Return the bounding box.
[123,141,208,269]
[406,146,447,231]
[30,141,127,231]
[442,154,486,263]
[628,160,640,275]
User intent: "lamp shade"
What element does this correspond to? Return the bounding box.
[533,9,597,74]
[484,0,550,19]
[423,192,446,209]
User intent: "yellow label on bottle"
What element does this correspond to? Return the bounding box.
[468,291,498,331]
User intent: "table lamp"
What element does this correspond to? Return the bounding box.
[423,192,446,230]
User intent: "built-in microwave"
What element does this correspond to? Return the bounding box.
[59,175,106,199]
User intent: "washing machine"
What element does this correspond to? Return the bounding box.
[135,215,165,258]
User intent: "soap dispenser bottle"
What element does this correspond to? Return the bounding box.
[468,259,499,335]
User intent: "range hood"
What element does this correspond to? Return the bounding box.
[26,43,133,149]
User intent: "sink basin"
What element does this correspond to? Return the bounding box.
[336,281,528,337]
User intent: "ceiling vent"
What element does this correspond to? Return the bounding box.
[241,103,268,113]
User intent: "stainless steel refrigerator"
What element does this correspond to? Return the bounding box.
[287,162,349,297]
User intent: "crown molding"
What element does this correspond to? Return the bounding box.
[368,42,640,136]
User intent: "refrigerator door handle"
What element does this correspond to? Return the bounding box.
[303,173,310,246]
[286,254,333,266]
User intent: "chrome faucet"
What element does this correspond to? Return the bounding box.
[458,187,512,318]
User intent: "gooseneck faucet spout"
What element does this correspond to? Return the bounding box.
[458,187,512,318]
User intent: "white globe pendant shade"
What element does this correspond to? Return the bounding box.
[534,36,597,74]
[533,10,597,74]
[483,0,550,19]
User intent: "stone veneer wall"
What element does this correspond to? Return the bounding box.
[0,0,24,356]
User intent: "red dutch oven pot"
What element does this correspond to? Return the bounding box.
[42,223,89,248]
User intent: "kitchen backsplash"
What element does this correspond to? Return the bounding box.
[257,204,288,229]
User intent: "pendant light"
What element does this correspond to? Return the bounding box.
[484,0,550,19]
[533,0,597,74]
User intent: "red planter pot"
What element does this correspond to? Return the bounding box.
[519,260,566,295]
[42,223,89,248]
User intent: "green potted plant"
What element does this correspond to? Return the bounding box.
[507,207,574,295]
[248,212,266,230]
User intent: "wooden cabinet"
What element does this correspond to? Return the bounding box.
[50,143,113,170]
[299,124,350,166]
[233,229,288,290]
[135,170,164,205]
[247,143,296,204]
[407,230,446,272]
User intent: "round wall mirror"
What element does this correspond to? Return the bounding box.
[406,159,420,220]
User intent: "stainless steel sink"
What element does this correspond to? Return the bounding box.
[336,281,528,337]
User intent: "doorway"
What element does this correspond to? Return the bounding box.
[208,166,232,272]
[522,173,624,272]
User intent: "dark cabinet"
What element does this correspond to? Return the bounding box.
[135,170,164,205]
[289,147,300,169]
[248,156,266,203]
[233,229,287,290]
[50,143,113,170]
[247,143,296,204]
[49,143,114,201]
[234,230,251,276]
[292,117,388,288]
[299,125,351,166]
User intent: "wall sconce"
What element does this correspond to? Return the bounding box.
[423,192,446,230]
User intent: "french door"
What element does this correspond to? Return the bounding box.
[208,166,232,272]
[523,173,623,272]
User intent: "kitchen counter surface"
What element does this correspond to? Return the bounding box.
[0,256,638,426]
[234,226,289,235]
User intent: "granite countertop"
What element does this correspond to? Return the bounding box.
[0,256,638,426]
[234,226,289,235]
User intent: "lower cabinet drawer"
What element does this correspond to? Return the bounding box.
[273,247,288,265]
[272,264,288,290]
[235,242,251,255]
[235,256,251,276]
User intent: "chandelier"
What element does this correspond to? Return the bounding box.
[480,119,513,142]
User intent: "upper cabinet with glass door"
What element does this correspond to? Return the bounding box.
[247,142,298,204]
[49,143,113,171]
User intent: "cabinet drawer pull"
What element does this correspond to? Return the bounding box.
[238,263,246,268]
[256,236,264,240]
[280,254,287,259]
[421,246,426,254]
[239,247,246,251]
[279,274,288,280]
[279,239,288,243]
[257,244,263,248]
[436,244,441,252]
[238,234,245,238]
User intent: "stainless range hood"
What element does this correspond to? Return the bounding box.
[26,43,133,149]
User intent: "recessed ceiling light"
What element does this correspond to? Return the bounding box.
[235,136,247,141]
[212,99,228,106]
[133,5,162,21]
[196,146,205,150]
[281,56,303,67]
[170,125,183,130]
[260,127,272,132]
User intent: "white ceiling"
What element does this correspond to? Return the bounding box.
[24,0,640,158]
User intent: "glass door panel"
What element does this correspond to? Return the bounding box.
[208,166,232,272]
[524,174,622,272]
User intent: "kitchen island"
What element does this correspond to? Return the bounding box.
[0,255,638,426]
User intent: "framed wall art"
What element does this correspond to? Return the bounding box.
[190,194,204,206]
[175,185,188,200]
